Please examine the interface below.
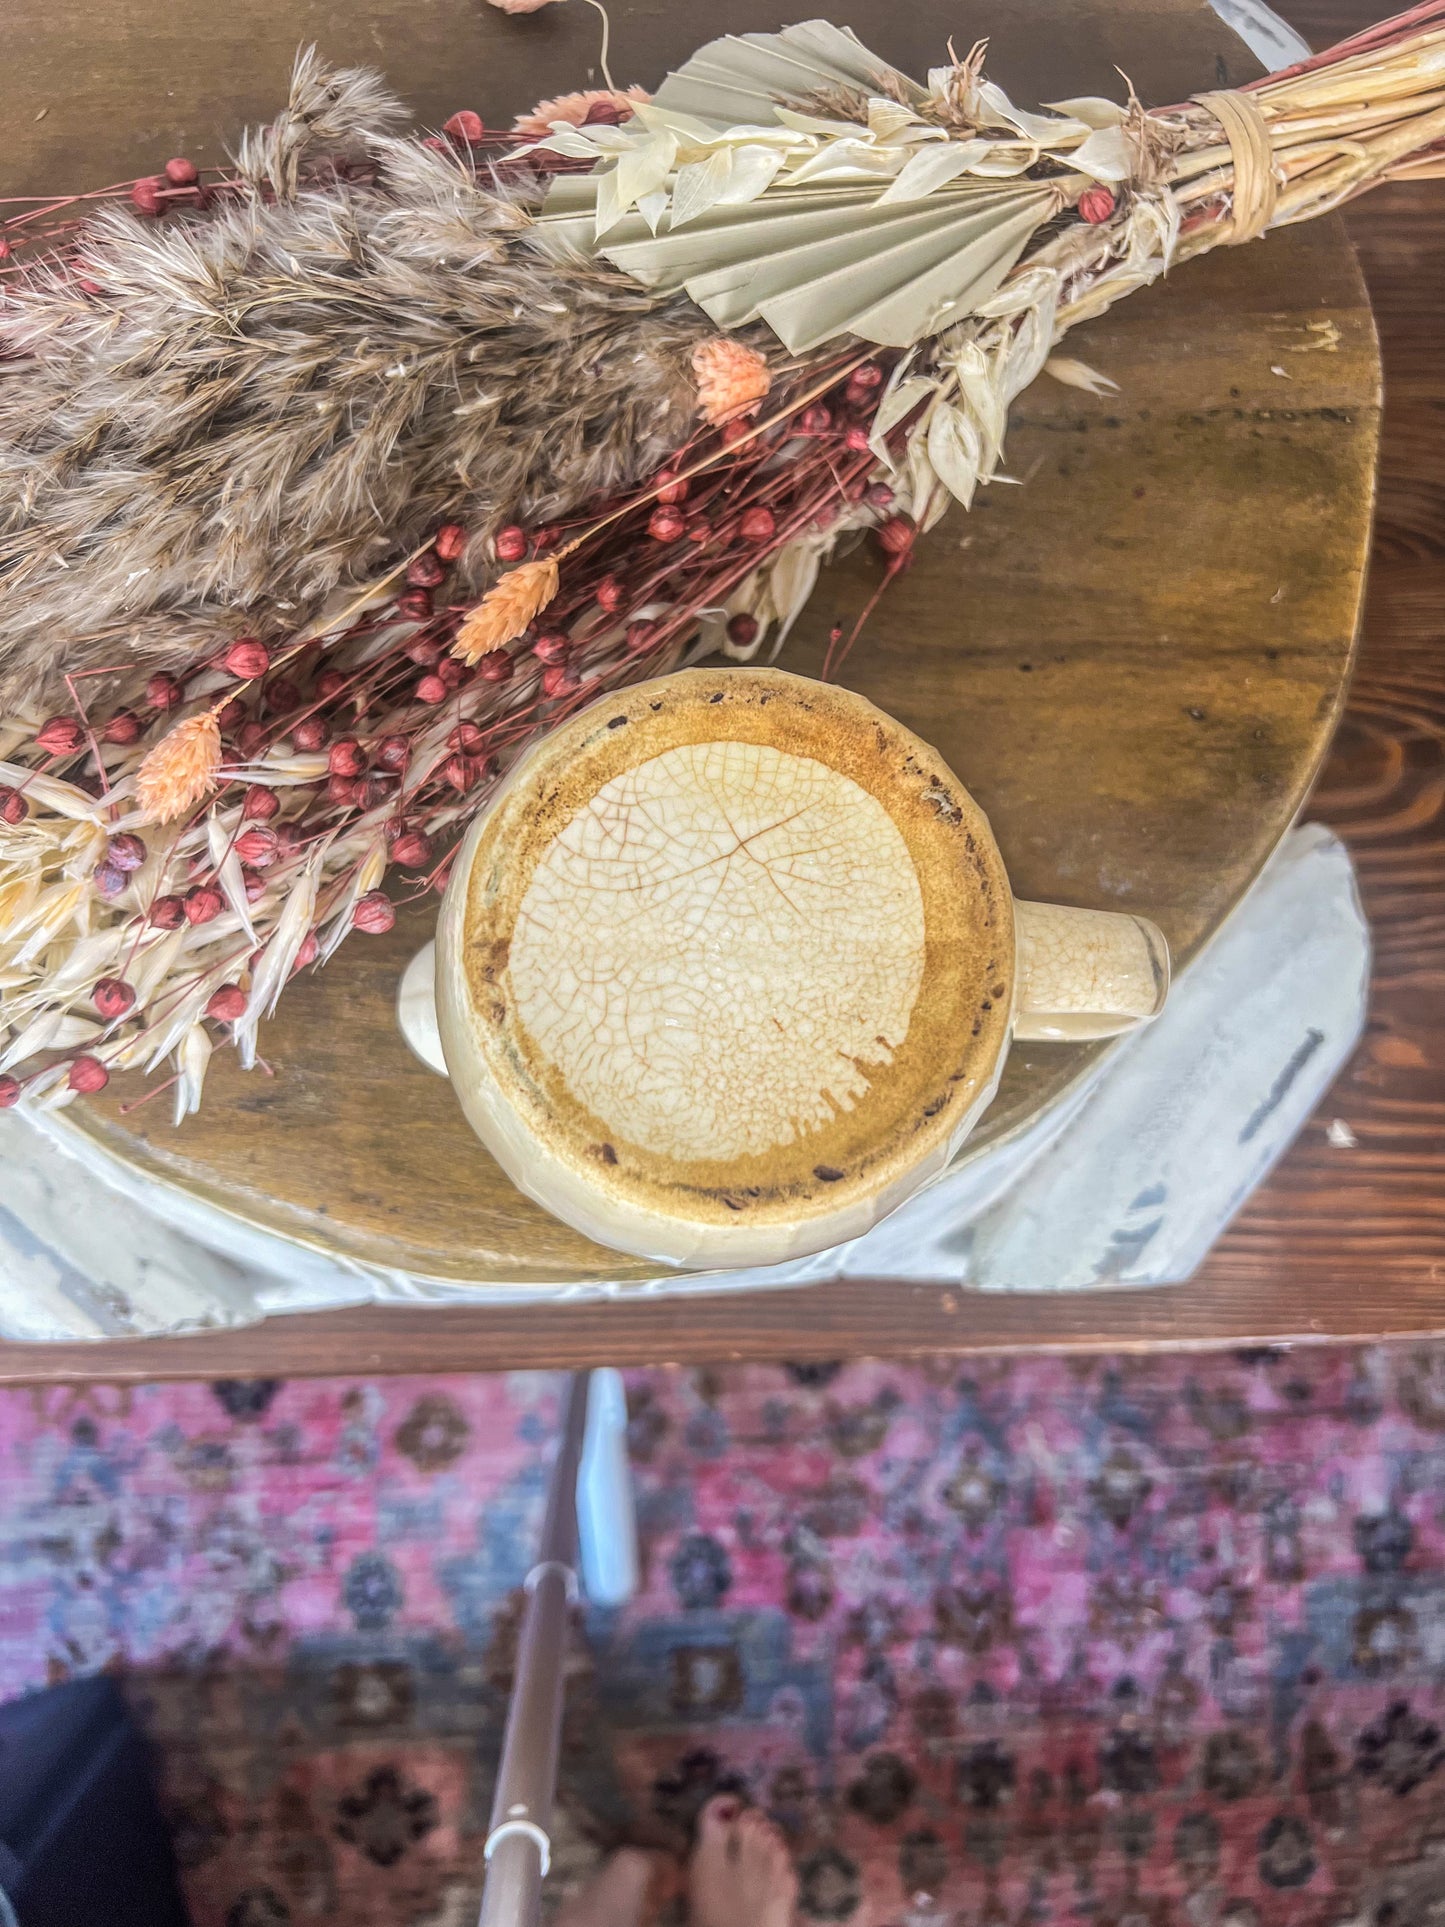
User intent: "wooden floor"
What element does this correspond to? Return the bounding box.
[0,0,1440,1381]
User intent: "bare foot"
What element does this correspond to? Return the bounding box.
[556,1847,679,1927]
[688,1797,798,1927]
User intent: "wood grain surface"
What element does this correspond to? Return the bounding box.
[2,0,1441,1377]
[12,0,1382,1287]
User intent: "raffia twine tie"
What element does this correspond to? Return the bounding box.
[1192,89,1279,242]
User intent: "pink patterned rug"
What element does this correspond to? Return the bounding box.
[5,1347,1445,1926]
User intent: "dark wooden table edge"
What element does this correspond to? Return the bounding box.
[1,1278,1439,1383]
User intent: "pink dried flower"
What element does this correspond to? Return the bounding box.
[353,891,396,935]
[512,86,650,137]
[692,337,771,425]
[93,978,136,1020]
[0,1076,21,1109]
[36,716,84,756]
[107,832,147,872]
[145,672,183,712]
[68,1055,110,1094]
[224,637,271,679]
[391,831,434,870]
[242,784,279,821]
[235,826,279,867]
[184,884,223,926]
[130,177,166,217]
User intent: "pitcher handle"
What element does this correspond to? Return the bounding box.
[1012,899,1170,1042]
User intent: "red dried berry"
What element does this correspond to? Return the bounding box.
[435,523,467,563]
[223,636,270,679]
[360,773,394,812]
[0,1075,20,1109]
[68,1055,109,1095]
[649,505,686,542]
[866,481,895,507]
[532,632,570,664]
[848,361,884,394]
[726,613,759,649]
[149,894,185,930]
[241,867,267,903]
[274,821,304,857]
[1078,185,1117,224]
[721,417,754,445]
[655,469,689,505]
[94,863,127,901]
[415,673,448,705]
[353,890,396,935]
[216,698,248,733]
[595,576,624,613]
[448,721,486,752]
[396,588,434,622]
[130,177,165,217]
[107,832,147,872]
[328,737,366,778]
[237,721,269,759]
[495,525,528,563]
[242,784,279,822]
[739,506,776,542]
[583,98,625,126]
[264,677,300,715]
[315,668,350,702]
[206,984,249,1022]
[146,672,183,711]
[235,826,279,867]
[878,515,916,556]
[407,551,447,589]
[291,932,319,973]
[799,403,833,435]
[686,517,711,545]
[391,830,434,870]
[102,709,143,746]
[478,651,514,684]
[93,977,136,1020]
[36,716,84,756]
[326,774,360,809]
[542,664,579,698]
[184,884,223,926]
[405,635,443,668]
[0,787,26,825]
[444,109,485,144]
[376,735,410,772]
[442,752,475,792]
[437,658,468,692]
[292,715,330,752]
[164,156,199,187]
[625,620,660,654]
[844,425,872,453]
[0,242,11,265]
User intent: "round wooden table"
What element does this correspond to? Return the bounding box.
[11,0,1380,1287]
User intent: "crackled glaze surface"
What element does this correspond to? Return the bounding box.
[509,742,926,1163]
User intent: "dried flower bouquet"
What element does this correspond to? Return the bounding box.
[0,4,1440,1117]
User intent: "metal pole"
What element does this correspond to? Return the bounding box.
[477,1372,591,1927]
